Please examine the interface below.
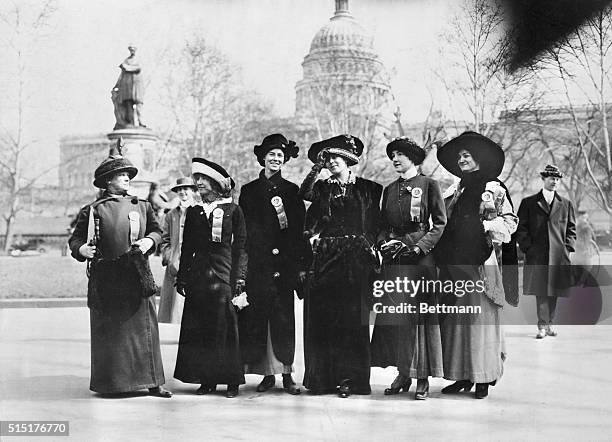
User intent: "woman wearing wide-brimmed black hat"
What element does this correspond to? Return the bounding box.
[68,140,171,398]
[370,137,447,400]
[435,131,518,399]
[158,177,196,324]
[238,134,311,395]
[174,158,247,398]
[299,134,382,398]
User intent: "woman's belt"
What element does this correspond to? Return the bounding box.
[389,224,429,235]
[313,234,368,249]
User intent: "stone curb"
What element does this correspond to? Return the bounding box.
[0,297,161,309]
[0,298,88,308]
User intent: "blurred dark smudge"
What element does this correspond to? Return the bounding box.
[500,0,612,71]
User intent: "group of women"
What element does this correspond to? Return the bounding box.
[69,130,517,401]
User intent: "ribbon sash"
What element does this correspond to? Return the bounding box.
[410,187,423,222]
[128,211,140,243]
[211,207,224,242]
[271,196,288,230]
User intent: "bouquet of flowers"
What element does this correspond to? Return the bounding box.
[231,292,249,310]
[480,181,507,245]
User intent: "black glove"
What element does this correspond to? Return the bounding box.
[316,150,329,167]
[401,245,422,260]
[380,239,406,261]
[234,279,246,296]
[175,278,187,297]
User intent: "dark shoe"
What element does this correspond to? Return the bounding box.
[282,374,301,395]
[384,374,411,395]
[226,384,239,398]
[196,384,216,395]
[441,380,474,394]
[546,326,558,337]
[475,383,489,399]
[415,379,429,400]
[536,328,547,339]
[148,386,172,398]
[256,375,276,392]
[338,384,351,398]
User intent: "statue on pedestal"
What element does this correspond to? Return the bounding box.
[112,45,146,129]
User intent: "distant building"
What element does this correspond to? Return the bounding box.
[59,134,109,192]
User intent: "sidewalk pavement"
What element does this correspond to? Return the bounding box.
[1,304,612,441]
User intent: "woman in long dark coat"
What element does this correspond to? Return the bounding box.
[238,134,310,394]
[300,134,382,398]
[370,138,446,400]
[175,158,247,398]
[435,131,518,399]
[69,142,171,397]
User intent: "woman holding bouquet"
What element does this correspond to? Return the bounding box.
[435,131,518,399]
[174,158,247,398]
[299,134,382,398]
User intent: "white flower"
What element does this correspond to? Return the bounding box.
[231,292,249,310]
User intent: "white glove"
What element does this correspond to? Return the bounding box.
[133,237,154,254]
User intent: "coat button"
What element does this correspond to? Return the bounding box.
[272,248,279,255]
[273,272,280,278]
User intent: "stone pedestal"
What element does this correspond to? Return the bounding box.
[107,127,159,199]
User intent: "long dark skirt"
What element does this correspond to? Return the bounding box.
[90,297,165,394]
[174,268,245,386]
[370,256,443,378]
[303,236,372,393]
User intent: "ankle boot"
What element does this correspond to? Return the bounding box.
[415,378,429,400]
[282,374,301,395]
[256,375,275,392]
[384,374,411,395]
[441,380,474,394]
[475,383,489,399]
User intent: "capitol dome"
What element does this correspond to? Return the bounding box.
[295,0,392,130]
[309,1,375,54]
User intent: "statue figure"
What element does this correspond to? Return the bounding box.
[112,45,146,129]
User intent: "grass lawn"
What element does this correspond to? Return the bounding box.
[0,254,166,298]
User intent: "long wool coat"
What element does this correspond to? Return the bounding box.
[158,206,187,323]
[69,193,165,394]
[300,171,382,393]
[516,191,576,297]
[370,175,447,378]
[174,202,248,386]
[238,170,311,366]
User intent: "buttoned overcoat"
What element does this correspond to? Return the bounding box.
[517,191,576,297]
[238,171,310,366]
[69,193,165,394]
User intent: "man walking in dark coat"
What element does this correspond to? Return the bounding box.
[517,165,576,338]
[238,134,311,394]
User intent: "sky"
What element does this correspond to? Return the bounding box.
[0,0,607,184]
[0,0,453,181]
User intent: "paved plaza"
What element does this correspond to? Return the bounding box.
[1,300,612,441]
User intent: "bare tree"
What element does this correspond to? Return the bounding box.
[536,5,612,219]
[156,36,274,191]
[435,0,545,193]
[0,0,57,252]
